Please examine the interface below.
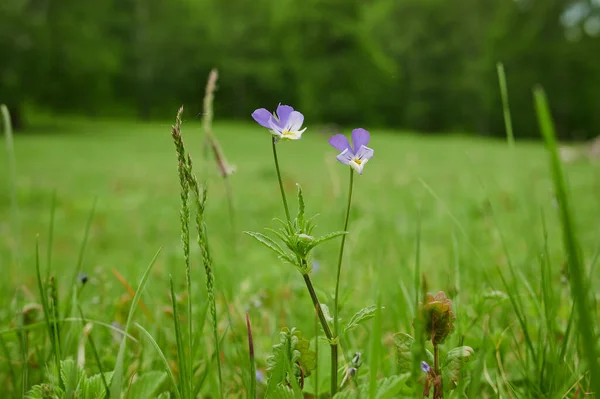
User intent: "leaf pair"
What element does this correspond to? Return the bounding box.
[246,184,346,273]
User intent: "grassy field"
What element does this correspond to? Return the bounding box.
[1,114,599,398]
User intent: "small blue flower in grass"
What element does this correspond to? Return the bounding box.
[421,361,431,374]
[252,104,307,141]
[329,128,374,174]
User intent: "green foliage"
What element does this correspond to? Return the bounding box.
[333,375,411,399]
[440,346,474,389]
[128,371,168,399]
[343,305,379,336]
[266,328,317,396]
[26,358,113,399]
[3,0,600,137]
[246,184,347,273]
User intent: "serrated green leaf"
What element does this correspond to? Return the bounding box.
[266,384,296,399]
[84,372,113,399]
[393,332,414,374]
[308,231,348,251]
[441,346,474,389]
[245,231,288,258]
[266,332,290,395]
[61,358,84,398]
[343,305,379,335]
[292,330,317,377]
[127,371,167,399]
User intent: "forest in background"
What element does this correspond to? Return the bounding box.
[2,0,600,139]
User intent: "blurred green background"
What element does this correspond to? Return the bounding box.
[2,0,600,139]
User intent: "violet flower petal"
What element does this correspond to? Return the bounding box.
[329,134,351,153]
[284,111,305,132]
[252,108,274,128]
[355,145,374,162]
[268,118,283,136]
[336,149,353,165]
[276,104,294,127]
[351,128,370,152]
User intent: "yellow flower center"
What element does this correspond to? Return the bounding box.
[282,129,294,136]
[353,158,362,165]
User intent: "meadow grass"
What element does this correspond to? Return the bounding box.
[0,112,599,397]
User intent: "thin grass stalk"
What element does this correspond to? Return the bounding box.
[201,69,236,246]
[534,87,599,392]
[170,106,193,397]
[368,296,382,399]
[170,275,189,399]
[496,63,515,147]
[186,156,223,398]
[48,276,62,366]
[135,324,183,399]
[46,190,57,284]
[35,236,61,384]
[246,313,256,399]
[77,305,109,397]
[15,290,27,396]
[64,198,97,318]
[109,247,162,399]
[1,105,20,282]
[0,333,16,398]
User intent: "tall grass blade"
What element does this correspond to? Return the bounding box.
[65,198,97,317]
[496,63,515,147]
[135,323,183,399]
[368,296,382,399]
[533,87,599,392]
[187,159,224,398]
[0,332,16,398]
[1,105,21,279]
[170,275,189,399]
[77,305,109,397]
[46,190,57,283]
[109,247,162,399]
[201,69,236,247]
[35,236,61,382]
[246,313,256,399]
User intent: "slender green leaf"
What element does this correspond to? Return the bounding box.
[135,324,182,399]
[534,87,599,392]
[343,305,379,336]
[109,247,162,399]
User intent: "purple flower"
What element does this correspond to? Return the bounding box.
[252,104,307,141]
[421,361,431,374]
[328,128,374,174]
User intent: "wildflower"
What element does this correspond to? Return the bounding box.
[78,273,88,285]
[421,361,431,374]
[252,104,307,141]
[329,128,374,174]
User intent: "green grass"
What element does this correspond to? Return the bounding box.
[1,115,599,397]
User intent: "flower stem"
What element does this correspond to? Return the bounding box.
[271,137,292,225]
[334,168,354,336]
[302,273,338,396]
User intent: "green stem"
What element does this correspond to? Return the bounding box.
[302,273,338,395]
[271,137,291,225]
[334,168,354,336]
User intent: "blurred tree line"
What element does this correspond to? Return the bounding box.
[1,0,599,139]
